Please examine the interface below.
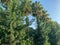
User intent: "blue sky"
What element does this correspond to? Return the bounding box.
[33,0,60,24]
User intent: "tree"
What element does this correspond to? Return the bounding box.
[48,22,59,45]
[0,0,60,45]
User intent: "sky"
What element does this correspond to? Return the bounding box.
[33,0,60,24]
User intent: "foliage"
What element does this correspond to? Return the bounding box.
[0,0,60,45]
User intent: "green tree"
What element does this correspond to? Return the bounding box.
[0,0,60,45]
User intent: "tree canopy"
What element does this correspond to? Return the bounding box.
[0,0,60,45]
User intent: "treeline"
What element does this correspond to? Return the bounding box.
[0,0,60,45]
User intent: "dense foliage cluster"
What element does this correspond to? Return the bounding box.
[0,0,60,45]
